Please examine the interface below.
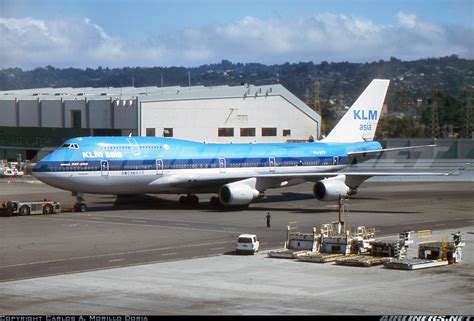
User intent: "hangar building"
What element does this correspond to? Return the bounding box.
[0,84,321,161]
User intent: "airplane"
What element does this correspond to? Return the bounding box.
[32,79,460,212]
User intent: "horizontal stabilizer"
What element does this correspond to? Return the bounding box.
[347,144,437,157]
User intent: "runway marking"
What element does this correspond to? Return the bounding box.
[88,213,219,225]
[0,239,236,269]
[27,216,238,234]
[109,259,125,263]
[161,252,177,256]
[414,218,467,224]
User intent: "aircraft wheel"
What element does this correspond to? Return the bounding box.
[179,195,199,206]
[210,196,222,208]
[190,195,199,205]
[74,203,87,212]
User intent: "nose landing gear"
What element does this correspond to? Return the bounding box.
[73,193,88,212]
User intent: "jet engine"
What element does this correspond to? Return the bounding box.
[219,182,260,206]
[313,175,350,201]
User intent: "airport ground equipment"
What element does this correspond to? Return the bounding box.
[2,200,61,216]
[384,258,449,270]
[296,223,375,263]
[298,253,348,263]
[268,225,319,258]
[267,195,466,269]
[335,255,392,267]
[384,230,465,270]
[0,160,24,178]
[270,197,375,260]
[370,241,400,257]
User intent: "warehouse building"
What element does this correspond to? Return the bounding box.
[0,84,321,161]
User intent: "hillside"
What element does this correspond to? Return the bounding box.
[1,55,473,138]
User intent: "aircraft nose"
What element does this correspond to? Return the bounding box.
[32,149,58,177]
[32,160,48,179]
[32,161,44,175]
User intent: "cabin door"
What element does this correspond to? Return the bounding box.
[156,159,163,175]
[269,157,276,172]
[100,160,109,177]
[219,158,226,173]
[127,138,141,156]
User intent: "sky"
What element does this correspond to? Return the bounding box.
[0,0,473,69]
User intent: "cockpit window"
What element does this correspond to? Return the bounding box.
[62,143,79,149]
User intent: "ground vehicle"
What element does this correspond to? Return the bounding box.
[0,166,23,177]
[236,234,260,254]
[11,168,24,177]
[1,167,14,177]
[3,200,61,216]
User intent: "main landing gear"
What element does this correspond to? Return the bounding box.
[73,193,88,212]
[210,196,223,209]
[179,194,199,206]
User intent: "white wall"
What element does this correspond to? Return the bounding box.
[89,100,112,129]
[41,100,63,127]
[140,96,318,143]
[18,99,39,127]
[0,100,17,126]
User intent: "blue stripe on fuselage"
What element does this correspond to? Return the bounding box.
[33,136,382,172]
[33,156,349,172]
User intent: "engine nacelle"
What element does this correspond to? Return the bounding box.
[219,183,260,206]
[313,176,350,201]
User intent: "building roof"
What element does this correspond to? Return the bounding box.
[0,83,320,122]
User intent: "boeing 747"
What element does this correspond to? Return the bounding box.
[33,79,457,211]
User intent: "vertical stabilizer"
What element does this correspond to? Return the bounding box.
[322,79,390,143]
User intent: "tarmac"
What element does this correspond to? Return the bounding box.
[0,177,473,315]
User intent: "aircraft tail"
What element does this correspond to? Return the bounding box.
[322,79,390,143]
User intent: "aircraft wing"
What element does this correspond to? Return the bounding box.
[150,164,468,192]
[254,164,469,189]
[347,144,437,158]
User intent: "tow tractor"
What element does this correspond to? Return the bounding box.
[1,200,61,216]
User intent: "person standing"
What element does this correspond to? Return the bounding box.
[266,212,272,228]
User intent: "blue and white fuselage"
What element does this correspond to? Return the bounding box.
[32,79,447,209]
[33,136,381,195]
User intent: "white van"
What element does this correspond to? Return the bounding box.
[236,234,260,254]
